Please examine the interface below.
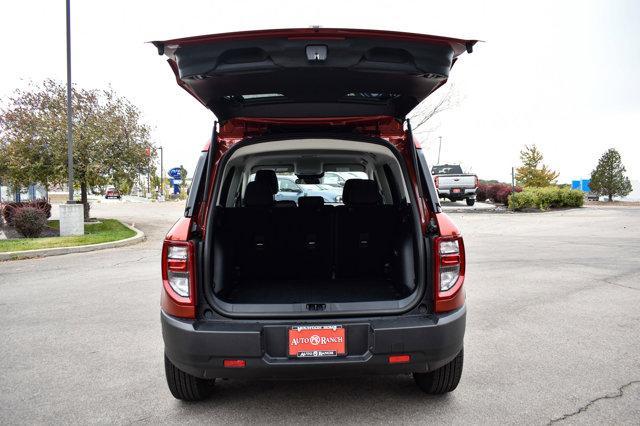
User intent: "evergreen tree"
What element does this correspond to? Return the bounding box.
[590,148,632,202]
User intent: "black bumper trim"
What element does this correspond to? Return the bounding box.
[162,306,465,379]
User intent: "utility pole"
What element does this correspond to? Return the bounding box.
[437,136,443,164]
[511,167,516,190]
[65,0,74,203]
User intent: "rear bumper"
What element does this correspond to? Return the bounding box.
[162,306,465,379]
[437,188,476,198]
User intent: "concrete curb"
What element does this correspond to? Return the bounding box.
[0,222,146,262]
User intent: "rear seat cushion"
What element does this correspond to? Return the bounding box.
[342,179,382,206]
[298,196,325,208]
[255,169,278,195]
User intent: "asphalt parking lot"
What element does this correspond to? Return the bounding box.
[1,202,639,424]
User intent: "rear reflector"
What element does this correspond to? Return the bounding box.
[223,359,246,368]
[388,354,411,364]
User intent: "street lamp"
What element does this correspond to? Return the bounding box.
[59,0,84,236]
[66,0,74,203]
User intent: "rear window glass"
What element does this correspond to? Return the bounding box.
[249,165,368,205]
[431,165,463,175]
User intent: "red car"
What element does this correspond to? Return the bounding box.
[105,188,121,199]
[155,28,474,401]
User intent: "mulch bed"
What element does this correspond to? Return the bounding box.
[0,224,59,239]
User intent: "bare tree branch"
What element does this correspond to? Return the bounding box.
[408,84,458,131]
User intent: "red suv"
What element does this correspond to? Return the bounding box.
[154,28,474,401]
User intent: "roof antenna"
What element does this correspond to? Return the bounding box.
[310,25,321,32]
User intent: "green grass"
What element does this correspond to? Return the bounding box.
[0,219,136,252]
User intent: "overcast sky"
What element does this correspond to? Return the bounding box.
[1,0,638,184]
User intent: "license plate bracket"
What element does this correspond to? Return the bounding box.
[288,325,346,358]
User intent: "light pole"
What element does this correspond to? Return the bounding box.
[158,146,164,199]
[65,0,74,203]
[437,136,443,164]
[59,0,83,236]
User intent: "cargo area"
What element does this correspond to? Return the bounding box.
[206,138,424,315]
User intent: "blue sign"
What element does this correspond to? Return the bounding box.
[168,167,182,179]
[572,179,591,192]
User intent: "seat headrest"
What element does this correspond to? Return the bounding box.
[342,179,382,206]
[298,196,325,208]
[244,181,274,207]
[255,170,278,195]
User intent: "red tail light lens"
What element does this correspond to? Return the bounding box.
[223,359,246,368]
[162,240,196,318]
[474,176,478,187]
[434,236,465,312]
[434,176,439,188]
[388,354,411,364]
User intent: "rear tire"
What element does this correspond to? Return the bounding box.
[164,354,215,401]
[466,198,475,206]
[414,348,463,394]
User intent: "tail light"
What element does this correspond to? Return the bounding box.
[474,176,478,187]
[434,236,465,312]
[162,240,196,318]
[434,176,439,188]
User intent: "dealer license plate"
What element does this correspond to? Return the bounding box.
[288,325,346,358]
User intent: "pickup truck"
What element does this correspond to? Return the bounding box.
[432,164,478,206]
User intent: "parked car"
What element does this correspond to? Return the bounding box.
[431,164,478,206]
[104,188,121,199]
[320,171,366,187]
[155,28,473,401]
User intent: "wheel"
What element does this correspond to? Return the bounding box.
[164,354,215,401]
[414,348,463,394]
[466,198,475,206]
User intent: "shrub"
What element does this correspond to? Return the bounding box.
[13,206,48,238]
[508,187,584,211]
[476,183,489,202]
[2,199,51,225]
[477,183,521,204]
[508,190,537,210]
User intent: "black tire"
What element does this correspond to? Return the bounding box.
[466,198,475,206]
[414,348,463,394]
[164,354,215,401]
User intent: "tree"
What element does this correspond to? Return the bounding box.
[408,84,457,132]
[179,165,188,194]
[515,145,559,187]
[589,148,632,202]
[0,80,155,219]
[0,80,64,191]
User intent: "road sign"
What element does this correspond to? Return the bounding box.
[168,167,182,179]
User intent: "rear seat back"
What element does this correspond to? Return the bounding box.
[233,181,277,278]
[335,179,395,278]
[223,178,395,282]
[295,197,333,279]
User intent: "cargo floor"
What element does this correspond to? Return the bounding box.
[220,278,405,304]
